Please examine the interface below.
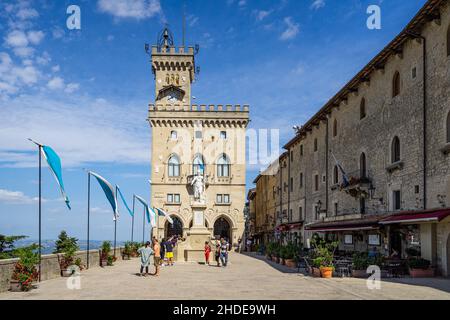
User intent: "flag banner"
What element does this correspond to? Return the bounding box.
[135,195,156,227]
[156,208,174,225]
[330,151,350,188]
[41,145,71,210]
[116,186,133,217]
[90,171,118,220]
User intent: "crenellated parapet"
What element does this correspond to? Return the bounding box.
[148,104,250,128]
[151,45,195,55]
[148,104,249,113]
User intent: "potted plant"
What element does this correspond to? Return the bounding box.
[107,255,117,266]
[284,243,298,268]
[54,231,80,277]
[122,242,133,260]
[311,258,322,277]
[100,241,111,267]
[408,258,434,278]
[10,246,39,292]
[279,246,287,265]
[311,239,338,278]
[352,252,370,278]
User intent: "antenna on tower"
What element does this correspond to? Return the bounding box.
[182,1,186,47]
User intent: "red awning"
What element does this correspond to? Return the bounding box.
[380,208,450,225]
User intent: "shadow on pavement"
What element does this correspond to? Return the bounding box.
[241,252,305,274]
[381,277,450,294]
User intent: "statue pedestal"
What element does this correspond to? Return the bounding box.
[183,204,211,262]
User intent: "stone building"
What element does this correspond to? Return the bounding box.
[253,0,450,275]
[147,29,250,261]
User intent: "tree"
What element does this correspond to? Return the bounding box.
[0,234,27,259]
[54,231,79,254]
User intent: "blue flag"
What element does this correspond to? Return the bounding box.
[41,145,70,210]
[135,195,156,227]
[90,171,118,221]
[116,186,133,217]
[156,208,174,225]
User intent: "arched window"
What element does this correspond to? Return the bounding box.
[360,153,367,178]
[192,154,205,175]
[447,112,450,143]
[333,165,339,185]
[392,71,401,97]
[168,154,180,177]
[333,119,338,137]
[447,25,450,56]
[391,136,401,163]
[217,154,230,177]
[360,98,366,119]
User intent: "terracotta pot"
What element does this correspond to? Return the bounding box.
[352,269,368,278]
[312,267,321,277]
[409,268,434,278]
[320,267,334,278]
[10,280,22,292]
[285,259,296,268]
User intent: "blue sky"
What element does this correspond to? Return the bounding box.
[0,0,427,241]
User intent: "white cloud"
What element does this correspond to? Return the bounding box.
[5,30,29,47]
[64,83,80,93]
[311,0,325,10]
[97,0,163,20]
[16,8,39,20]
[0,189,40,204]
[52,27,65,39]
[51,65,60,73]
[47,76,64,90]
[0,94,150,168]
[255,10,272,21]
[27,30,45,45]
[238,0,246,7]
[186,14,199,27]
[13,46,34,58]
[280,17,300,41]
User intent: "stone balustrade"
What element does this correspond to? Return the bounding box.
[148,104,249,113]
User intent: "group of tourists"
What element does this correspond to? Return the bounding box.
[137,235,179,277]
[138,236,232,275]
[204,237,230,267]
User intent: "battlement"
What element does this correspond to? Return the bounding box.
[148,104,250,113]
[151,45,195,55]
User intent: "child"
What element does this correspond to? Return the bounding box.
[204,241,211,265]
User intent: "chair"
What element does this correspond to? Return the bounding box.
[334,260,351,277]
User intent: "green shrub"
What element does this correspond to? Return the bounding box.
[408,258,430,270]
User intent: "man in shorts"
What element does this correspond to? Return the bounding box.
[152,238,161,276]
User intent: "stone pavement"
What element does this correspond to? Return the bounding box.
[1,252,450,300]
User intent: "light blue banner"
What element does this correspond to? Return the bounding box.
[41,145,70,210]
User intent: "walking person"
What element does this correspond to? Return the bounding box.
[137,241,153,277]
[160,238,166,266]
[164,238,174,266]
[152,238,161,276]
[204,241,211,265]
[219,238,229,267]
[215,241,221,267]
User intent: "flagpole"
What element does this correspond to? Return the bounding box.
[114,186,118,257]
[132,196,135,242]
[38,144,42,282]
[87,171,91,269]
[142,206,145,244]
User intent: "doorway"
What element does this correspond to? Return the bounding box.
[165,216,183,239]
[213,216,231,242]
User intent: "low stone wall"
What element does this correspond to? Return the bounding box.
[0,247,124,293]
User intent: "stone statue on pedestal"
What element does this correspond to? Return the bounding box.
[191,172,205,202]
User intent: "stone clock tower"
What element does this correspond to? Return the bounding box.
[147,28,250,262]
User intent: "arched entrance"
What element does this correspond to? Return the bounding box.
[165,216,183,239]
[213,216,231,241]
